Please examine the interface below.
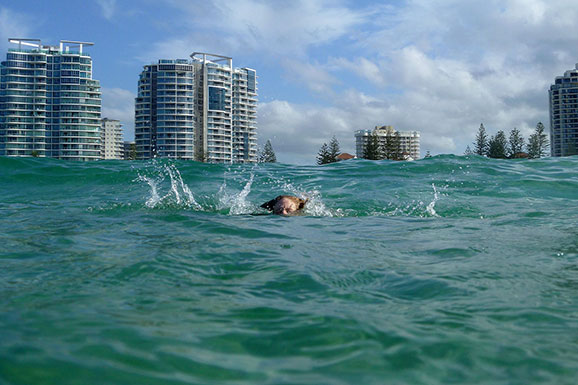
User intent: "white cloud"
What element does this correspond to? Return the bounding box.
[101,87,135,141]
[502,0,546,25]
[136,36,214,64]
[96,0,117,21]
[281,58,339,95]
[211,0,366,55]
[0,8,33,52]
[160,0,368,56]
[329,57,387,87]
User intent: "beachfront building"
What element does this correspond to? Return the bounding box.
[190,53,258,163]
[549,64,578,156]
[355,125,421,160]
[232,67,258,163]
[135,59,196,160]
[0,38,101,160]
[135,53,258,163]
[123,141,135,160]
[190,53,232,163]
[101,118,123,159]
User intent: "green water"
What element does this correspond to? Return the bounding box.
[1,155,577,384]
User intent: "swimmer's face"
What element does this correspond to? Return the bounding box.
[273,197,299,215]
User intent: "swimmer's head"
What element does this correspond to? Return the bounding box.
[260,195,307,215]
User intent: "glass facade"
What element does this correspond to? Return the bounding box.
[208,87,226,111]
[247,69,256,93]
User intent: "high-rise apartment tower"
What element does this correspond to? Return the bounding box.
[135,59,195,159]
[232,66,258,162]
[0,39,101,160]
[135,53,257,163]
[549,64,578,156]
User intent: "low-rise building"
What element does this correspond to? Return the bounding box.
[355,125,420,160]
[101,118,123,159]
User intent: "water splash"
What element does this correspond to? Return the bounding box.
[426,183,440,217]
[135,163,445,218]
[139,174,161,208]
[217,174,256,215]
[302,190,342,217]
[137,164,201,209]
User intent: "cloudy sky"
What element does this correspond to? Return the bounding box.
[1,0,576,163]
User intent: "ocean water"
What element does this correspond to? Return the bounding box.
[1,155,577,385]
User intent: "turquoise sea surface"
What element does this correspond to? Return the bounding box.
[1,155,577,384]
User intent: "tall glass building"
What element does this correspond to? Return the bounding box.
[549,64,578,157]
[135,53,257,163]
[0,39,101,160]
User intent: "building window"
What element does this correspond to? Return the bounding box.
[247,70,256,93]
[208,87,226,111]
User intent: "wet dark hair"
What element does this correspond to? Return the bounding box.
[260,195,307,212]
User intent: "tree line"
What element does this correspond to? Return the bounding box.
[465,122,549,159]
